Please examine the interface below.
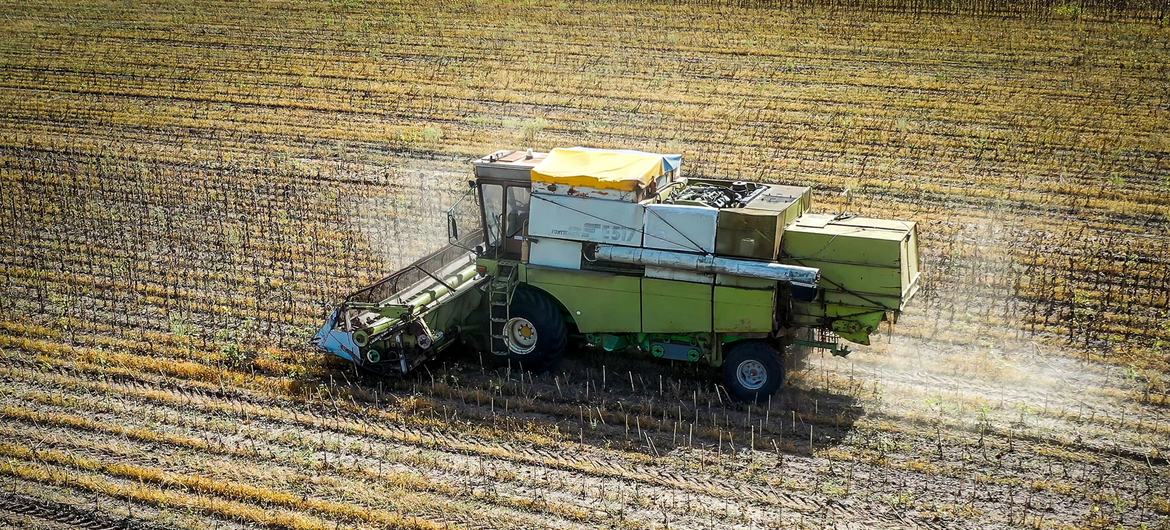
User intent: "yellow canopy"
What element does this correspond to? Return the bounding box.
[531,147,664,192]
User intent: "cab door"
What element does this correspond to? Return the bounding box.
[478,182,530,259]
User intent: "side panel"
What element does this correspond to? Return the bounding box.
[526,266,642,332]
[783,230,903,271]
[714,285,774,332]
[900,235,911,296]
[528,193,644,246]
[642,278,712,333]
[783,224,908,308]
[794,260,904,303]
[643,203,718,253]
[903,227,921,303]
[528,237,583,270]
[819,290,904,310]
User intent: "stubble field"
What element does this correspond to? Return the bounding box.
[1,1,1168,528]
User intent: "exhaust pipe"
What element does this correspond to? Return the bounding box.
[591,245,819,287]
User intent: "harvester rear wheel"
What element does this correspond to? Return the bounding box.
[723,341,784,403]
[503,287,566,371]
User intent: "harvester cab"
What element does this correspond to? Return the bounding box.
[458,149,541,259]
[316,146,921,401]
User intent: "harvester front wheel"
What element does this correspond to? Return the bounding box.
[503,287,566,371]
[724,341,784,403]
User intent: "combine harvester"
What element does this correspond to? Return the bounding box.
[315,147,920,401]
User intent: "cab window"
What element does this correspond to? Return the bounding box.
[505,186,530,239]
[480,183,503,247]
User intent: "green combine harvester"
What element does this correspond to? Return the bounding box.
[315,147,920,401]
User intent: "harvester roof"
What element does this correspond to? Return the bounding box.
[531,147,682,192]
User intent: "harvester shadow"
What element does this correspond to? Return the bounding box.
[296,344,864,459]
[537,345,866,457]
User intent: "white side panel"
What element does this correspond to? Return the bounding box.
[528,238,583,270]
[531,183,639,202]
[529,194,644,246]
[643,203,718,254]
[645,266,714,284]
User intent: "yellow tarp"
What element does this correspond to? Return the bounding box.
[531,147,664,192]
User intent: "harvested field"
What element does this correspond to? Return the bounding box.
[0,1,1168,528]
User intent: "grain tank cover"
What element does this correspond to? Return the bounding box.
[531,147,681,192]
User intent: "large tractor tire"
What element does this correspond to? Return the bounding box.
[723,341,785,403]
[501,287,566,372]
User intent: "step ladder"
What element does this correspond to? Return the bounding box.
[488,261,519,356]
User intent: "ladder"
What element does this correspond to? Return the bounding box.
[488,261,519,356]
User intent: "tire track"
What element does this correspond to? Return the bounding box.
[0,493,175,530]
